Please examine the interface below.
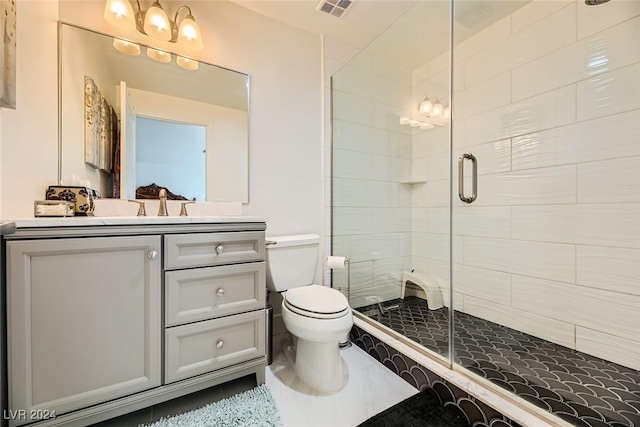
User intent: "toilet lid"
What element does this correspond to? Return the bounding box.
[285,284,349,315]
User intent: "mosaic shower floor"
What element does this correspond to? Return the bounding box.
[356,297,640,427]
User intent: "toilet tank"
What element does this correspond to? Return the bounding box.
[265,234,319,292]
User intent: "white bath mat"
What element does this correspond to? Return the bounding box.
[142,384,283,427]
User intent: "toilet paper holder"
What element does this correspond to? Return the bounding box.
[327,255,352,350]
[327,256,351,302]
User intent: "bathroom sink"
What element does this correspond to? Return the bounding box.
[93,199,242,217]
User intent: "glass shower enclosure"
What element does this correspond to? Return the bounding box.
[331,1,640,426]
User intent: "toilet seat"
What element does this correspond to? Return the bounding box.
[284,285,350,319]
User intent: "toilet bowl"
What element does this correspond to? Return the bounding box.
[281,285,353,392]
[265,235,354,393]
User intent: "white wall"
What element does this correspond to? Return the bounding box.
[0,1,59,219]
[412,0,640,370]
[1,1,323,250]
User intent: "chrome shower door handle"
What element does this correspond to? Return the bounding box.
[458,153,478,204]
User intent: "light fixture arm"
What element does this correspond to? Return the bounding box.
[133,0,146,35]
[171,5,194,42]
[174,6,193,24]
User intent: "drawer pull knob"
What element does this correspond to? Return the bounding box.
[147,250,158,259]
[216,340,224,349]
[216,245,224,254]
[216,288,225,297]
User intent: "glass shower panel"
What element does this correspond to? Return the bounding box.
[450,0,640,425]
[332,0,454,361]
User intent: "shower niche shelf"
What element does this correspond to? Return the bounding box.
[400,178,427,184]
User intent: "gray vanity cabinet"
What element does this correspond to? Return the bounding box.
[6,236,162,426]
[2,221,267,427]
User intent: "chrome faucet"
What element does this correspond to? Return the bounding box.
[158,188,168,216]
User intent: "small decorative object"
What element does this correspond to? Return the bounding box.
[34,201,75,217]
[136,183,192,201]
[46,186,101,216]
[0,0,16,109]
[84,76,116,172]
[84,76,101,168]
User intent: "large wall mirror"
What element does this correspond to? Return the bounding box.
[59,23,249,203]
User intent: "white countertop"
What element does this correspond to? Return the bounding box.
[10,216,267,229]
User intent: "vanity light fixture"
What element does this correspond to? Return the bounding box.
[418,95,450,122]
[104,0,135,28]
[146,47,172,64]
[432,101,444,117]
[112,38,141,56]
[176,56,199,71]
[442,106,451,121]
[104,0,203,51]
[399,116,434,130]
[418,96,433,115]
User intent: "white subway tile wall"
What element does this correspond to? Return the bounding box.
[328,0,640,370]
[447,0,638,369]
[328,35,416,308]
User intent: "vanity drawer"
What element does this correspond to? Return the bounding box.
[164,231,265,270]
[165,262,266,327]
[165,311,266,384]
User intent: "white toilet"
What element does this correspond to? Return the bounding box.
[266,234,353,393]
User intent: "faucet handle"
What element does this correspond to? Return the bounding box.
[128,200,146,216]
[179,201,196,216]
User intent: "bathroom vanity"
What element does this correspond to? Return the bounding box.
[1,217,267,427]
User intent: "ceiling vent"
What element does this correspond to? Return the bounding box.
[317,0,352,18]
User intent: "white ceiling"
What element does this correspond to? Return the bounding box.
[230,0,530,71]
[229,0,421,52]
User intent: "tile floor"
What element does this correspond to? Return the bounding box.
[358,297,640,427]
[92,344,417,426]
[267,343,418,427]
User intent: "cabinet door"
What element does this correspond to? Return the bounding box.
[7,236,162,424]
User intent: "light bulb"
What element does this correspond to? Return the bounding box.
[177,56,199,71]
[113,38,140,56]
[442,107,451,121]
[178,15,203,51]
[399,116,411,125]
[418,98,432,115]
[146,47,172,63]
[432,102,444,117]
[104,0,135,29]
[143,2,171,41]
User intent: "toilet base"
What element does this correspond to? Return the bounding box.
[285,336,347,394]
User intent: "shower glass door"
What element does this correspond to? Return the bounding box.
[332,1,639,423]
[450,1,640,425]
[331,0,453,362]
